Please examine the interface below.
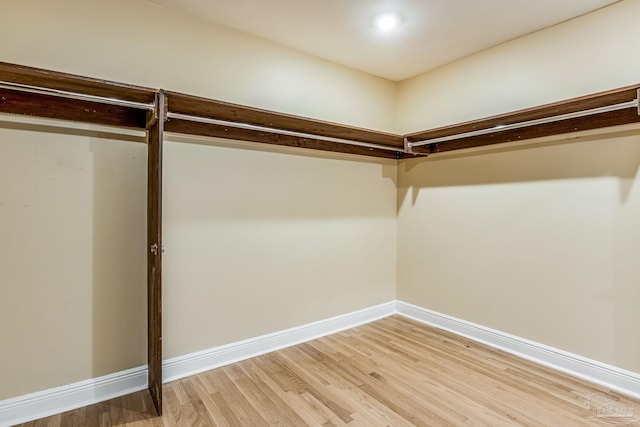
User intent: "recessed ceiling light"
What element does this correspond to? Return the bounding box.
[374,12,402,32]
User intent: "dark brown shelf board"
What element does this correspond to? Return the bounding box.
[165,118,402,159]
[406,85,640,154]
[0,62,157,104]
[0,87,149,128]
[165,91,404,148]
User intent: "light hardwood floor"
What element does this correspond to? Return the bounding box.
[15,315,640,426]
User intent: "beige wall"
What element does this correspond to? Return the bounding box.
[397,132,640,372]
[163,137,397,358]
[397,0,640,372]
[0,118,148,398]
[0,0,397,399]
[396,0,640,133]
[0,0,396,133]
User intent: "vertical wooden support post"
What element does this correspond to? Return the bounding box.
[147,90,165,416]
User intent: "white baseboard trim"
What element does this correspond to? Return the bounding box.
[396,300,640,400]
[163,301,397,382]
[0,366,147,427]
[0,301,395,426]
[4,299,639,427]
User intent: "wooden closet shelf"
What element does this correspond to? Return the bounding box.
[1,62,638,157]
[406,85,640,154]
[0,62,157,104]
[0,87,150,128]
[164,117,401,159]
[165,91,405,148]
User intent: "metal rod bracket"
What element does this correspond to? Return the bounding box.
[403,137,413,154]
[149,244,166,255]
[146,93,160,129]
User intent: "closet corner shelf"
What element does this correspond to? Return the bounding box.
[2,62,638,157]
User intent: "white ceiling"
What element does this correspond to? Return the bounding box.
[146,0,619,81]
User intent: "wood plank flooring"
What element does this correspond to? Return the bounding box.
[15,315,640,426]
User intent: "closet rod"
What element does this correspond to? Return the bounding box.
[166,112,408,153]
[409,98,640,148]
[0,81,156,111]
